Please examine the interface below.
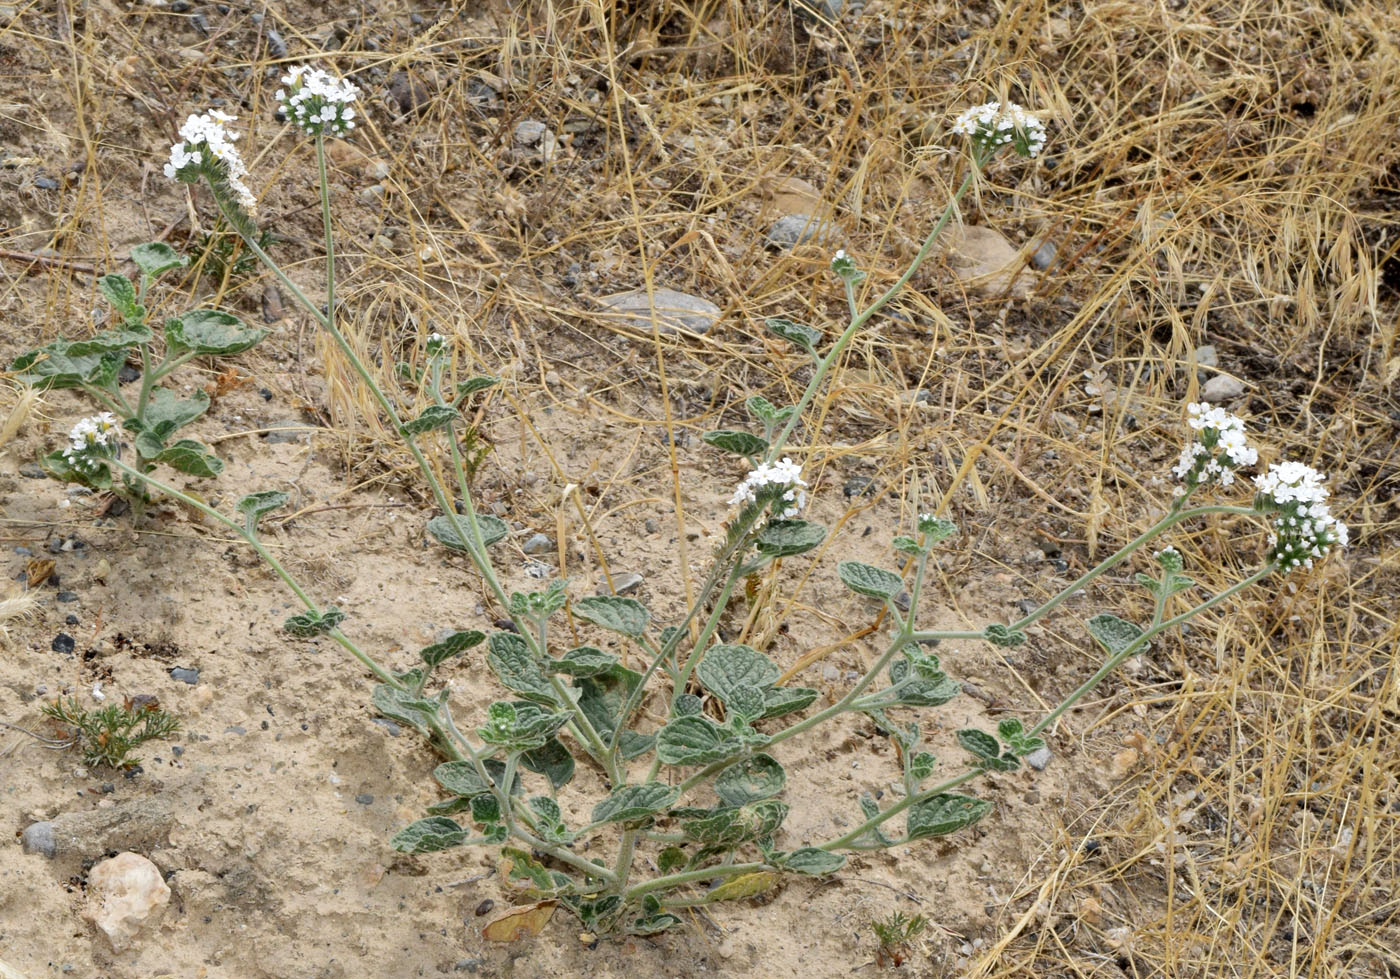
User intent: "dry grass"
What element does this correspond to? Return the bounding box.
[2,0,1398,974]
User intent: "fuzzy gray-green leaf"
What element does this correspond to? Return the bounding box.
[401,404,460,436]
[764,316,822,353]
[486,632,557,705]
[521,738,576,790]
[426,513,508,552]
[696,644,781,704]
[782,847,846,876]
[905,793,992,841]
[165,309,268,356]
[837,561,905,600]
[391,817,468,853]
[713,753,786,806]
[1086,614,1144,655]
[573,595,650,637]
[547,646,618,678]
[755,519,826,557]
[656,715,743,766]
[591,783,679,825]
[131,242,188,279]
[419,630,485,668]
[702,430,769,459]
[155,439,223,477]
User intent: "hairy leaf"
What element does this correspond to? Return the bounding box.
[12,346,121,390]
[99,274,142,322]
[131,241,188,279]
[374,684,445,738]
[759,685,818,719]
[236,490,290,534]
[477,701,573,752]
[755,519,826,557]
[763,316,822,353]
[154,439,223,477]
[401,404,460,436]
[283,606,346,638]
[707,872,779,902]
[713,753,786,806]
[591,783,679,826]
[486,632,557,705]
[434,759,516,798]
[656,715,744,766]
[547,646,618,678]
[63,325,152,356]
[454,376,499,401]
[1086,614,1144,655]
[782,848,846,876]
[520,738,576,791]
[419,630,486,668]
[982,624,1027,648]
[426,512,508,552]
[573,595,650,637]
[695,644,781,703]
[391,817,467,853]
[164,309,268,356]
[702,430,769,459]
[837,561,905,600]
[905,793,992,841]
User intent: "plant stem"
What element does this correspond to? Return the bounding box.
[624,860,771,901]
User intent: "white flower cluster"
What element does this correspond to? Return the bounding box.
[276,66,359,138]
[163,110,256,210]
[729,457,808,519]
[63,413,121,470]
[1173,403,1258,490]
[951,101,1048,159]
[1253,461,1349,572]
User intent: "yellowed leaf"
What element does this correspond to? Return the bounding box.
[707,871,779,902]
[481,901,557,942]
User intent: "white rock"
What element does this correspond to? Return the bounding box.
[84,852,170,951]
[1201,373,1245,402]
[946,226,1031,298]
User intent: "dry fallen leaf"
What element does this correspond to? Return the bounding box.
[481,900,557,942]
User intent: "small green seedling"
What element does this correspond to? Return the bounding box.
[41,696,181,770]
[872,911,928,968]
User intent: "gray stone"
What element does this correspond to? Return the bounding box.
[21,821,56,858]
[1031,240,1058,270]
[1025,746,1052,771]
[169,667,200,685]
[512,119,549,145]
[261,418,312,444]
[522,532,552,555]
[1201,373,1245,402]
[597,572,644,596]
[765,213,839,250]
[371,718,401,737]
[596,287,721,337]
[19,462,45,479]
[1193,344,1218,369]
[355,793,374,805]
[842,476,876,498]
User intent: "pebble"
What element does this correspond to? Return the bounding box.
[1201,373,1244,402]
[20,462,45,479]
[475,898,495,916]
[21,821,56,858]
[1025,746,1052,771]
[893,590,912,613]
[597,572,643,596]
[821,665,839,682]
[1031,240,1058,270]
[14,546,32,556]
[1193,344,1218,370]
[65,614,78,626]
[52,633,75,654]
[84,852,171,952]
[597,287,721,337]
[842,476,876,498]
[389,70,430,115]
[355,793,374,806]
[264,27,287,58]
[766,213,839,250]
[370,718,401,737]
[522,532,552,555]
[262,418,311,444]
[34,175,59,190]
[169,667,200,685]
[57,591,78,603]
[512,119,558,161]
[359,184,385,202]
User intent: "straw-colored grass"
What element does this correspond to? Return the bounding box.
[2,0,1396,974]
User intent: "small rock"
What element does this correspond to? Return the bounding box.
[388,70,430,115]
[1031,240,1058,271]
[262,418,312,444]
[821,664,840,682]
[34,175,59,190]
[842,476,876,498]
[84,852,171,952]
[512,119,549,147]
[65,614,79,626]
[765,213,839,250]
[21,821,56,858]
[19,462,45,479]
[1201,373,1244,402]
[946,226,1032,298]
[643,519,658,535]
[597,572,644,596]
[370,718,401,737]
[893,590,912,613]
[597,287,721,337]
[261,284,285,324]
[1193,344,1218,370]
[522,533,552,555]
[51,633,75,654]
[1025,746,1052,771]
[355,793,374,806]
[57,591,78,603]
[169,667,200,685]
[263,27,287,58]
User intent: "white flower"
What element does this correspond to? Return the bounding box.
[729,457,808,519]
[276,65,359,138]
[1173,402,1257,489]
[163,111,257,210]
[951,101,1048,159]
[1253,462,1348,572]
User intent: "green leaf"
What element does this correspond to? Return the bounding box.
[672,693,704,717]
[131,242,188,279]
[155,439,223,477]
[508,580,568,620]
[573,595,650,638]
[401,404,460,436]
[997,718,1025,742]
[373,684,446,738]
[727,684,766,722]
[426,513,508,552]
[982,624,1027,648]
[547,646,618,678]
[527,796,571,841]
[486,632,557,705]
[39,449,111,490]
[283,606,347,638]
[837,561,905,600]
[1154,547,1184,574]
[892,535,922,555]
[957,729,1001,762]
[696,644,781,704]
[476,700,572,751]
[702,430,769,459]
[164,309,268,356]
[759,686,818,719]
[12,347,122,390]
[629,910,683,936]
[830,251,865,285]
[1135,572,1161,596]
[657,847,688,874]
[521,738,576,791]
[656,715,744,766]
[420,630,486,668]
[434,759,516,798]
[782,848,846,876]
[1086,614,1144,656]
[755,519,825,557]
[908,751,937,783]
[905,793,992,841]
[236,490,289,534]
[137,387,210,443]
[454,376,499,401]
[764,317,822,353]
[99,274,141,322]
[391,817,467,853]
[714,753,786,806]
[502,846,561,895]
[916,514,958,542]
[591,783,679,826]
[63,325,152,356]
[680,806,749,845]
[877,656,961,708]
[745,394,779,425]
[469,794,501,825]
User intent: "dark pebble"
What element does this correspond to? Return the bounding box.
[19,463,45,479]
[171,745,184,757]
[842,476,877,498]
[118,365,141,384]
[57,591,78,603]
[123,764,143,779]
[34,176,59,190]
[225,725,246,735]
[370,718,401,737]
[64,614,78,626]
[474,898,495,916]
[259,388,273,402]
[389,70,430,115]
[493,618,519,633]
[355,793,374,805]
[47,537,64,554]
[191,12,209,34]
[1081,839,1102,855]
[169,666,200,685]
[217,3,229,12]
[51,633,75,654]
[101,782,114,794]
[170,0,190,10]
[453,960,481,974]
[264,27,287,57]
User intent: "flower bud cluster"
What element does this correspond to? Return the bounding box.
[276,66,359,138]
[1173,403,1258,491]
[1252,462,1349,572]
[63,413,121,472]
[163,110,256,210]
[951,102,1048,159]
[729,457,808,519]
